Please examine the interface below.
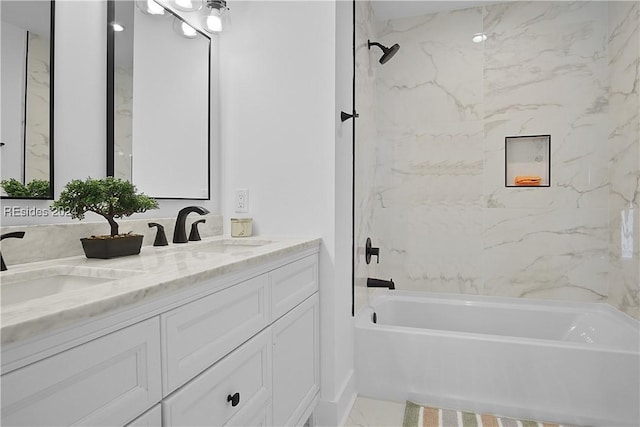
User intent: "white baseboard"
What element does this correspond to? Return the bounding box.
[314,369,357,426]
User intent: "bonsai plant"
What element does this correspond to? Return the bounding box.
[1,178,51,198]
[51,177,158,258]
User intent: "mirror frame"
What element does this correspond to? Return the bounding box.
[1,0,55,200]
[106,0,211,200]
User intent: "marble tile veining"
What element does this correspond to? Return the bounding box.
[607,1,640,319]
[355,0,380,313]
[483,208,609,302]
[0,235,320,345]
[0,214,223,265]
[356,1,640,318]
[24,33,50,182]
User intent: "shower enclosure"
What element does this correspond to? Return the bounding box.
[353,0,639,321]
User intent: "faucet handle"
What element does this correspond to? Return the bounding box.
[148,223,168,246]
[0,231,26,271]
[365,237,380,264]
[189,219,206,242]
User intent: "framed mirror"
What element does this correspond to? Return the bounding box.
[0,0,54,199]
[107,0,211,200]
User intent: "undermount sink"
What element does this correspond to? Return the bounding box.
[1,266,138,307]
[185,239,273,254]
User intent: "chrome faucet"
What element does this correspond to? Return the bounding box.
[173,206,210,243]
[1,231,26,271]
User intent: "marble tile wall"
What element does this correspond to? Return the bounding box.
[114,66,133,180]
[354,0,379,310]
[0,214,223,265]
[356,1,640,318]
[607,2,639,319]
[24,33,50,182]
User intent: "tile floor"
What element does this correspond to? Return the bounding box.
[344,397,406,427]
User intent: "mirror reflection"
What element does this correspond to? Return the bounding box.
[0,0,54,199]
[108,0,211,200]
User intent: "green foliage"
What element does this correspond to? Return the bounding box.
[1,178,51,198]
[26,179,51,198]
[1,178,28,197]
[51,177,158,236]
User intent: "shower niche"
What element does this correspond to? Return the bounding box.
[505,135,551,187]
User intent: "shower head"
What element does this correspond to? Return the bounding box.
[368,40,400,64]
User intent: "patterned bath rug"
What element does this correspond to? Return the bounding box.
[402,401,581,427]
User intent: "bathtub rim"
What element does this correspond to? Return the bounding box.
[356,290,639,354]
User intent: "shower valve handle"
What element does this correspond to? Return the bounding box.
[365,237,380,264]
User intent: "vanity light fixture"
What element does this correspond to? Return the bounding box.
[203,0,230,33]
[112,22,125,32]
[173,0,203,12]
[136,0,165,15]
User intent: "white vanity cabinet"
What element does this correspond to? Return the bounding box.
[1,249,319,427]
[272,293,319,427]
[162,327,273,426]
[162,254,319,427]
[126,405,163,427]
[1,317,162,427]
[161,274,270,395]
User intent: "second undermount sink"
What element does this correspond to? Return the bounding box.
[185,238,273,254]
[1,266,138,307]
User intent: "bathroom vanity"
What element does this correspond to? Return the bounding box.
[0,236,320,426]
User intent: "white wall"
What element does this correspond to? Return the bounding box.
[54,0,106,192]
[132,8,209,199]
[219,1,354,424]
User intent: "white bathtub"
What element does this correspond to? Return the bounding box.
[355,291,640,427]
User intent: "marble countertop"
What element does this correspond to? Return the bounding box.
[0,235,321,346]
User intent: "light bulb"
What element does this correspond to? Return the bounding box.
[146,0,165,15]
[206,10,222,33]
[136,0,165,15]
[202,1,229,34]
[472,33,487,43]
[181,22,197,38]
[172,17,199,38]
[112,22,125,32]
[173,0,202,12]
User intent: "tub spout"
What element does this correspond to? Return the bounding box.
[367,277,395,290]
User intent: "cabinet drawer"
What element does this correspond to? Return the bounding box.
[162,274,270,394]
[126,404,161,427]
[1,317,161,427]
[271,255,318,321]
[162,328,272,427]
[226,401,272,427]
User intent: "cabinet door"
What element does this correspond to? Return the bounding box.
[162,274,269,394]
[1,317,161,427]
[272,294,320,426]
[162,328,272,427]
[271,254,318,321]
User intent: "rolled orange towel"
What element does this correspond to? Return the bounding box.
[514,175,542,186]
